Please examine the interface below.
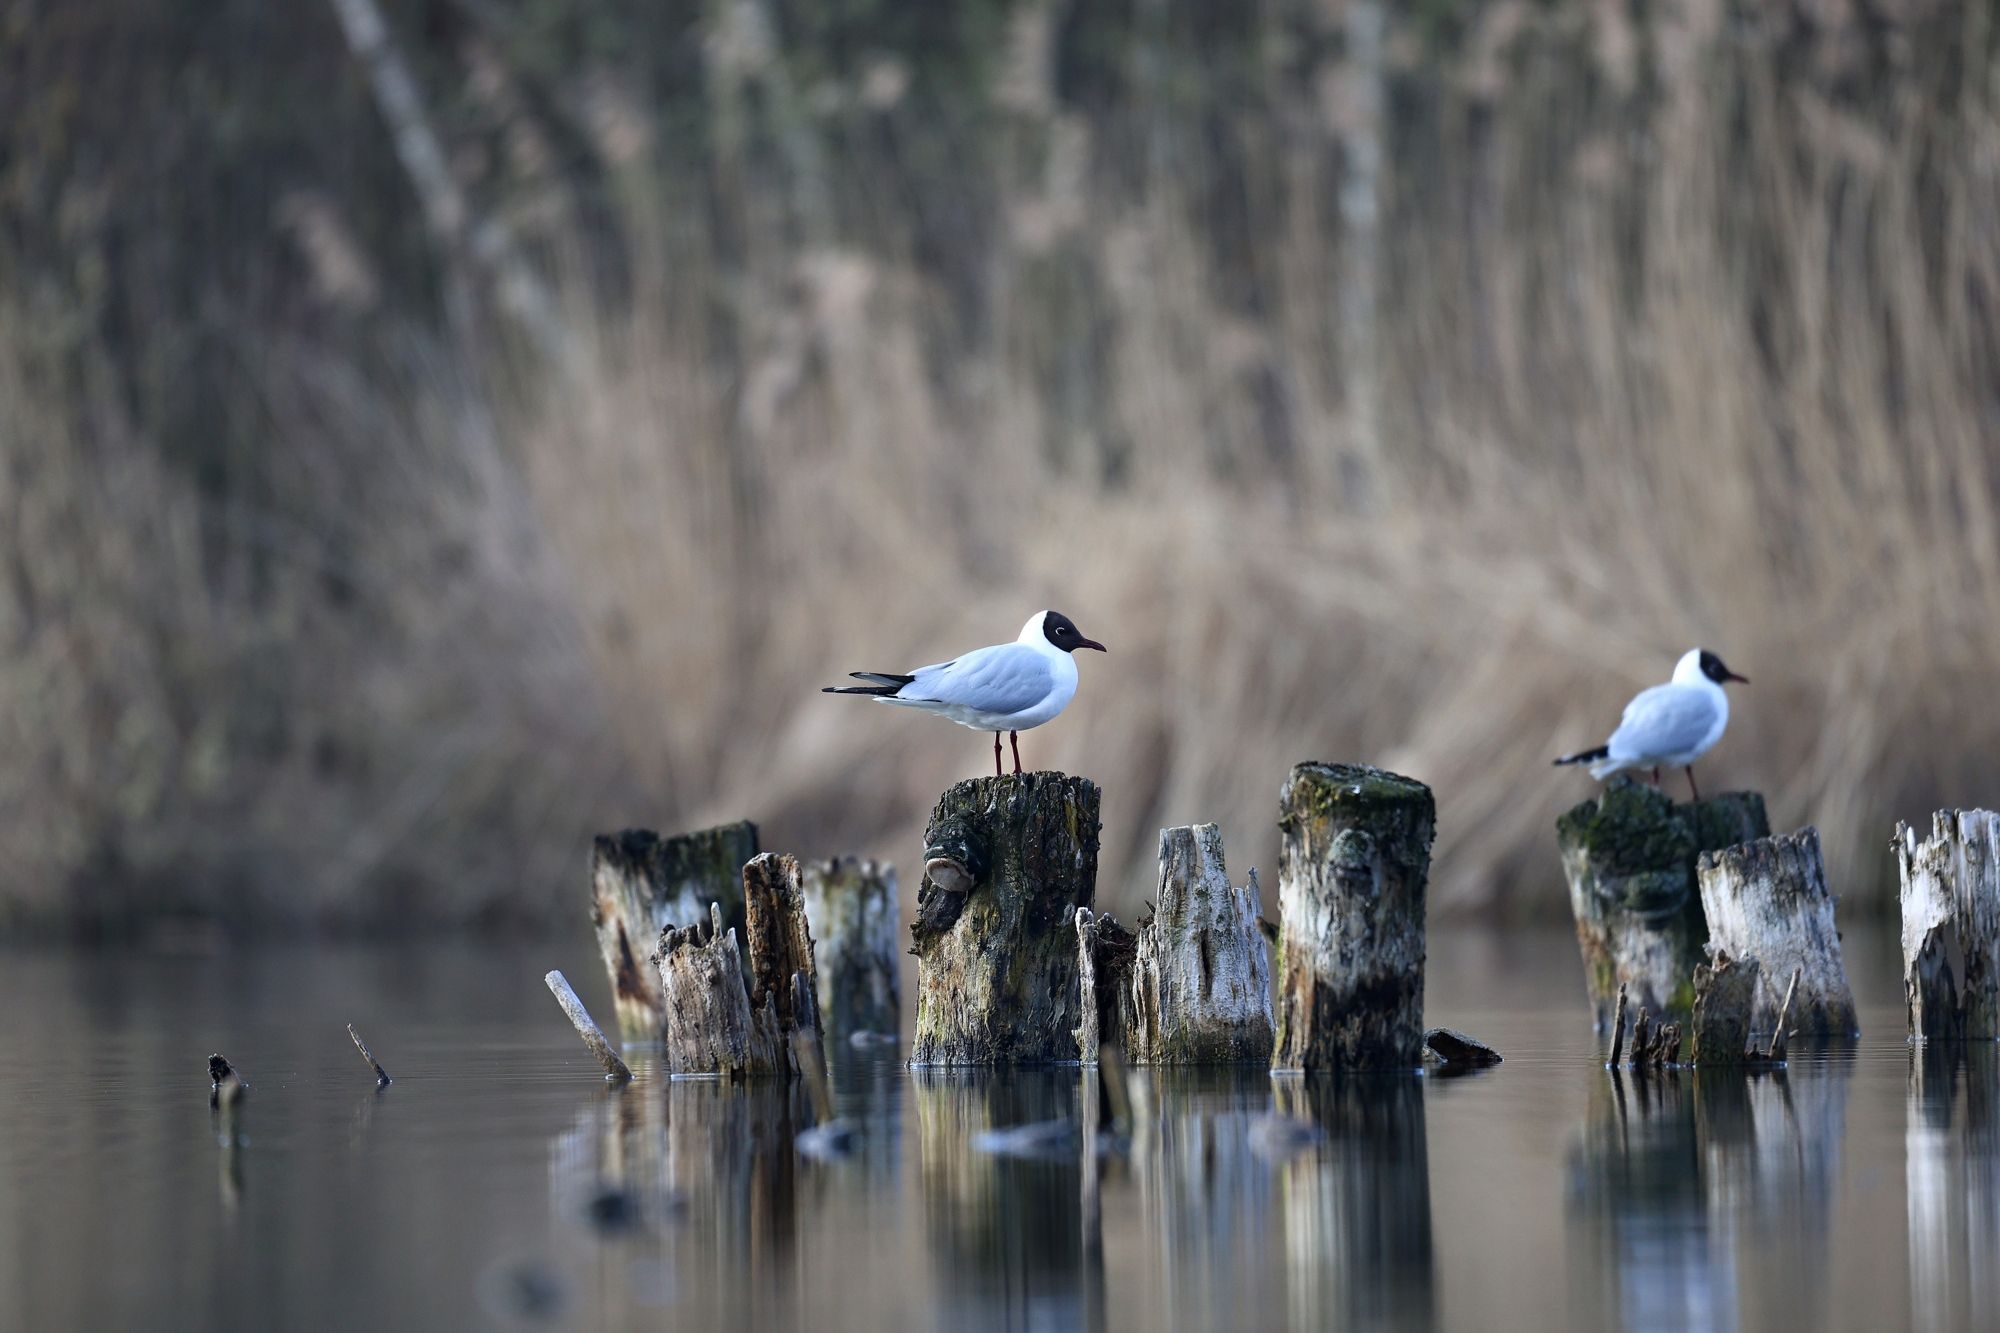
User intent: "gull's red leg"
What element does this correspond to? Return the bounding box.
[993,732,1003,776]
[1685,767,1701,802]
[1651,767,1661,787]
[1010,731,1022,775]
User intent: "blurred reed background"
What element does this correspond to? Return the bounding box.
[2,0,1996,935]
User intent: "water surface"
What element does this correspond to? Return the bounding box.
[0,926,1988,1331]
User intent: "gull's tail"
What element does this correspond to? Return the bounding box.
[821,671,915,698]
[1553,745,1610,768]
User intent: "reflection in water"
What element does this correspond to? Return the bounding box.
[1907,1046,2000,1333]
[1566,1073,1720,1331]
[1127,1068,1278,1328]
[1567,1060,1852,1333]
[549,1057,820,1320]
[914,1069,1100,1332]
[1698,1055,1852,1330]
[1274,1075,1435,1331]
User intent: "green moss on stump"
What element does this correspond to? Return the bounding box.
[1557,776,1768,1029]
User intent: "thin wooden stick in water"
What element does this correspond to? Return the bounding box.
[1608,983,1628,1066]
[544,970,632,1082]
[1767,967,1801,1061]
[347,1024,392,1086]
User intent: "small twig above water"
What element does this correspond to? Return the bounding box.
[209,1054,249,1108]
[347,1024,393,1087]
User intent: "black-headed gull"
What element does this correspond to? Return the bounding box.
[1554,648,1749,801]
[822,611,1106,775]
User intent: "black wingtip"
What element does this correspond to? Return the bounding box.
[1554,745,1610,767]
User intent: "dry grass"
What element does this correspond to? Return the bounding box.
[4,2,1997,929]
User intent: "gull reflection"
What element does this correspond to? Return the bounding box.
[1906,1045,2000,1333]
[1273,1074,1435,1331]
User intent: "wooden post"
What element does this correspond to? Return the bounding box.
[1697,826,1858,1040]
[589,821,759,1040]
[1099,825,1273,1064]
[1688,951,1759,1066]
[910,773,1101,1066]
[653,853,823,1078]
[1271,763,1434,1072]
[1896,810,2000,1041]
[1558,777,1768,1030]
[799,857,900,1040]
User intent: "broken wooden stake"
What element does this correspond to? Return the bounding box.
[347,1023,392,1086]
[800,857,900,1041]
[1896,810,2000,1041]
[209,1054,248,1108]
[1119,825,1274,1064]
[1689,951,1760,1066]
[1559,776,1768,1030]
[792,1030,857,1159]
[1272,763,1434,1072]
[1697,826,1858,1040]
[544,969,632,1082]
[589,821,759,1040]
[910,773,1100,1066]
[654,853,825,1079]
[1607,984,1629,1065]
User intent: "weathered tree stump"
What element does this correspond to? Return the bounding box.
[1697,826,1858,1040]
[1896,809,2000,1040]
[655,906,759,1076]
[1559,777,1768,1030]
[1611,960,1795,1070]
[799,857,900,1040]
[590,821,759,1039]
[910,773,1101,1066]
[1076,824,1273,1064]
[1073,905,1134,1062]
[1271,762,1434,1072]
[652,852,823,1078]
[1689,951,1759,1066]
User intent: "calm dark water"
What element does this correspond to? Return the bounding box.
[0,925,1989,1332]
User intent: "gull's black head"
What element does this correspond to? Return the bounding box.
[1042,611,1106,654]
[1699,650,1749,686]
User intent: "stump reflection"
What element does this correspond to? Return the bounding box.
[1907,1046,2000,1333]
[1272,1074,1435,1330]
[1567,1059,1851,1331]
[913,1068,1100,1331]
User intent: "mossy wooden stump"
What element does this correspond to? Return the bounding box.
[591,821,759,1039]
[800,857,900,1040]
[1697,827,1857,1040]
[1558,778,1767,1032]
[1896,810,2000,1040]
[909,773,1100,1066]
[1076,823,1273,1064]
[1271,763,1435,1073]
[652,852,823,1078]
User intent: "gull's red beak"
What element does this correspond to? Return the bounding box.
[1725,669,1749,684]
[1078,637,1107,653]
